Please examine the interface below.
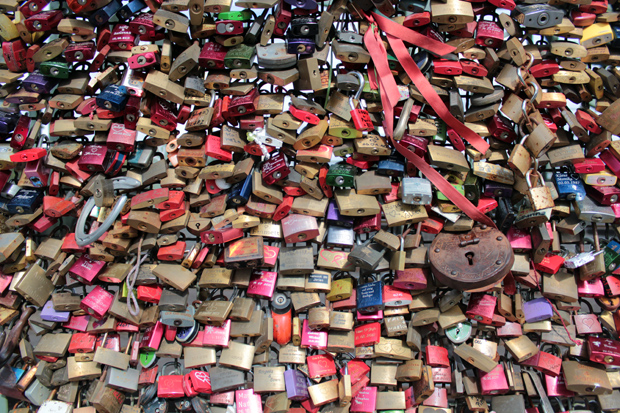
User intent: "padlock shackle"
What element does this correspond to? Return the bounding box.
[394,97,413,141]
[75,177,140,246]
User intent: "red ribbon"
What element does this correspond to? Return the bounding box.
[372,12,456,57]
[364,15,496,228]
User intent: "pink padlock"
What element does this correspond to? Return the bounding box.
[202,319,231,348]
[479,364,510,395]
[301,319,327,350]
[80,285,114,320]
[140,321,164,351]
[247,270,277,299]
[235,389,263,413]
[68,254,107,285]
[350,386,377,412]
[63,315,91,332]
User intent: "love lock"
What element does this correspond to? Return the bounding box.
[429,225,514,292]
[75,176,141,247]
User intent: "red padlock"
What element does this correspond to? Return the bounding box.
[349,72,374,132]
[289,105,320,125]
[475,20,504,48]
[24,10,63,32]
[109,24,137,51]
[426,337,450,367]
[403,12,431,28]
[206,135,233,162]
[465,293,497,325]
[460,60,488,77]
[158,363,185,398]
[572,158,606,174]
[530,60,561,78]
[2,40,27,73]
[80,286,114,320]
[65,41,97,63]
[433,59,463,76]
[189,370,212,394]
[137,285,163,303]
[68,333,97,353]
[394,268,428,290]
[307,353,336,379]
[262,153,290,185]
[354,322,381,347]
[576,109,603,134]
[273,0,292,36]
[19,0,50,17]
[199,42,227,68]
[157,239,187,261]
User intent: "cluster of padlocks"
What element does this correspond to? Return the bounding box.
[2,0,620,412]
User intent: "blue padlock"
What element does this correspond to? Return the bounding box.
[554,171,586,201]
[90,0,122,26]
[96,84,129,113]
[376,154,406,177]
[7,188,43,214]
[228,173,252,207]
[117,0,146,21]
[356,274,384,314]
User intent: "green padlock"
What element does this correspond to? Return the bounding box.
[361,74,381,102]
[326,162,357,188]
[224,44,256,70]
[604,240,620,274]
[39,61,72,79]
[140,351,157,369]
[436,184,465,201]
[218,10,253,20]
[464,173,481,206]
[432,119,447,143]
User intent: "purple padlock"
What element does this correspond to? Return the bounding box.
[482,181,513,199]
[326,201,354,228]
[286,35,315,55]
[284,367,309,401]
[0,113,18,134]
[40,300,71,322]
[522,296,554,323]
[23,72,58,94]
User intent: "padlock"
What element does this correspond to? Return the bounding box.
[526,169,555,211]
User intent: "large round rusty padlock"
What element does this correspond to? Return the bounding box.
[429,225,514,292]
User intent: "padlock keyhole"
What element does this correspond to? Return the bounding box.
[465,251,475,265]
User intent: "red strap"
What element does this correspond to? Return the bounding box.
[364,27,399,114]
[372,12,455,57]
[365,24,496,228]
[393,140,497,228]
[387,34,490,155]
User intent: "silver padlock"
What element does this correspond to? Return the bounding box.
[402,177,432,205]
[24,379,54,406]
[326,226,355,248]
[38,400,74,413]
[107,366,140,393]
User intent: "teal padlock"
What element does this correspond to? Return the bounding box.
[445,321,473,344]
